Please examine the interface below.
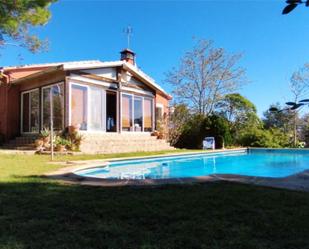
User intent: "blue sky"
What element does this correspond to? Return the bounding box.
[1,0,309,116]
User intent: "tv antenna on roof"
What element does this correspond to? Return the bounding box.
[123,26,133,49]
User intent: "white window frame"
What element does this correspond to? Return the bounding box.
[144,96,155,132]
[41,82,65,131]
[69,82,107,133]
[120,92,154,133]
[89,85,106,132]
[134,95,144,132]
[121,93,134,132]
[20,88,40,134]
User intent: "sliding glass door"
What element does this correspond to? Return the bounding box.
[71,84,88,130]
[122,94,133,131]
[70,83,106,131]
[144,97,153,132]
[42,83,64,131]
[106,91,117,132]
[134,96,143,131]
[121,93,154,132]
[21,89,40,133]
[89,86,106,131]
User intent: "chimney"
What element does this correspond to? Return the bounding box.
[120,49,135,65]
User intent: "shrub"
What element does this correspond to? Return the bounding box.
[202,115,233,148]
[175,114,232,149]
[40,128,50,138]
[168,104,191,146]
[175,114,205,149]
[55,137,70,146]
[237,128,290,148]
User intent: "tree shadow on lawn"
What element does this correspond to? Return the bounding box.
[1,179,309,249]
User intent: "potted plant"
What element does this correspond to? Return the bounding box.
[154,120,165,139]
[40,128,50,146]
[157,132,164,139]
[73,133,83,151]
[68,124,81,134]
[35,139,44,151]
[55,137,70,153]
[68,132,83,151]
[34,129,50,152]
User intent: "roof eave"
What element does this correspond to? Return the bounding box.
[62,61,124,71]
[11,65,64,85]
[122,62,172,99]
[9,61,173,100]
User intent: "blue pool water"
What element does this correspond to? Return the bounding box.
[75,149,309,179]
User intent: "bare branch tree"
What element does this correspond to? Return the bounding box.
[167,104,190,146]
[166,39,247,116]
[289,64,309,145]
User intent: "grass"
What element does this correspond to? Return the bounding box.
[0,152,309,249]
[0,150,196,182]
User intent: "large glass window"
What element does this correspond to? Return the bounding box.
[121,93,153,132]
[22,92,30,133]
[89,86,105,131]
[71,84,88,130]
[21,89,39,133]
[134,96,143,131]
[122,94,133,131]
[70,83,107,131]
[42,83,64,131]
[144,98,153,132]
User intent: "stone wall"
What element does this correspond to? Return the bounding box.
[79,132,174,154]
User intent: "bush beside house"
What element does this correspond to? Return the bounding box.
[35,128,83,153]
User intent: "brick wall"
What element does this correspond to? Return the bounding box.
[156,93,170,115]
[0,85,8,141]
[0,70,65,142]
[0,84,20,141]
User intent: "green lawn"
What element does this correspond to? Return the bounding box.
[1,152,309,249]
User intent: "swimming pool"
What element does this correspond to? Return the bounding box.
[75,149,309,180]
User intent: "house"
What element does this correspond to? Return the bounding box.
[0,49,174,153]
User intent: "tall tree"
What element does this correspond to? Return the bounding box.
[263,103,294,132]
[0,0,56,53]
[266,64,309,146]
[166,39,246,116]
[289,66,309,145]
[216,93,257,124]
[290,63,309,90]
[298,113,309,146]
[216,93,261,141]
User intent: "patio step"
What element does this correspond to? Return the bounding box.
[80,133,175,154]
[0,133,175,154]
[1,136,37,150]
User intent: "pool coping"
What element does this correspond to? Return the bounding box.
[44,148,309,191]
[45,148,246,176]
